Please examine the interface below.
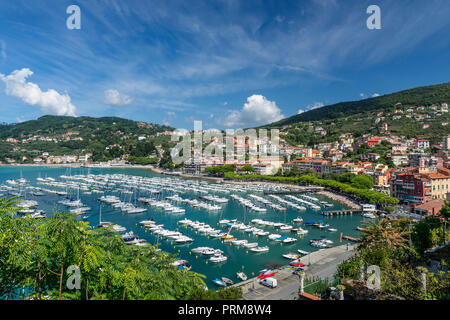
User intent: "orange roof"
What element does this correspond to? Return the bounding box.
[299,292,322,300]
[427,173,449,179]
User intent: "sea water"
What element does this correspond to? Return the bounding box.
[0,166,364,287]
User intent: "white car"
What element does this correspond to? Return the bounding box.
[260,277,277,288]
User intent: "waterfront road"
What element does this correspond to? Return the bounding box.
[237,244,357,300]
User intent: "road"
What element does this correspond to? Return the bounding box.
[237,244,357,300]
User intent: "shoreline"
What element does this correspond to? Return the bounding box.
[1,164,362,209]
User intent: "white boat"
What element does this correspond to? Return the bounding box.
[209,254,228,263]
[250,246,269,253]
[192,247,211,253]
[283,237,297,244]
[236,272,247,281]
[268,234,282,240]
[231,239,248,246]
[283,253,300,260]
[243,242,258,248]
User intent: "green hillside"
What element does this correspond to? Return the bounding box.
[0,115,174,163]
[267,82,450,127]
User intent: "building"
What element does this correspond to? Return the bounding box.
[391,152,408,166]
[392,171,432,208]
[289,158,331,174]
[423,172,450,201]
[443,135,450,150]
[367,137,383,148]
[414,200,445,216]
[415,139,430,150]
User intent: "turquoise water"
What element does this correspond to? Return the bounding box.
[0,166,364,287]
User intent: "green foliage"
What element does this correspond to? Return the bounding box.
[269,82,450,126]
[440,202,450,219]
[350,175,374,190]
[411,220,433,255]
[0,198,243,300]
[205,165,236,175]
[0,115,172,163]
[240,165,255,173]
[183,287,242,300]
[127,156,159,165]
[227,174,398,205]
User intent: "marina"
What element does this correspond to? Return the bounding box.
[0,166,365,288]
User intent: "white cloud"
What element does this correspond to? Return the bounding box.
[162,110,176,126]
[222,94,284,127]
[104,89,133,106]
[372,93,380,97]
[308,102,324,110]
[0,68,76,116]
[297,109,305,114]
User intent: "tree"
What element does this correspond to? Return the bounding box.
[240,165,255,174]
[350,175,374,190]
[411,220,433,255]
[359,218,411,251]
[439,202,450,219]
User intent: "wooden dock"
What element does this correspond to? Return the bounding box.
[322,209,361,216]
[343,235,360,242]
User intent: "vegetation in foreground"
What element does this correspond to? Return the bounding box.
[336,203,450,300]
[0,197,242,300]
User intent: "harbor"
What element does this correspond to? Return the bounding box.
[0,166,367,288]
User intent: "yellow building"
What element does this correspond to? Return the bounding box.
[426,173,450,200]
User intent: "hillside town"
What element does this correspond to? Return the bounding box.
[180,117,450,218]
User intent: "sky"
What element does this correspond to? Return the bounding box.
[0,0,450,129]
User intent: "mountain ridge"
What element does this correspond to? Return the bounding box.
[263,81,450,128]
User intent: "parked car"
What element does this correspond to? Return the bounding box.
[260,277,278,288]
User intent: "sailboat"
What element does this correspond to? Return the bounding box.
[97,205,113,228]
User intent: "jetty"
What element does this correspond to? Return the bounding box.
[342,235,360,242]
[322,209,361,216]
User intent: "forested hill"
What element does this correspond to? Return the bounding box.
[0,115,174,163]
[0,115,172,139]
[265,82,450,127]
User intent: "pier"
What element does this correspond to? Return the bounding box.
[342,235,360,242]
[322,209,361,216]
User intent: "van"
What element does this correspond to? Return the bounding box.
[260,277,277,288]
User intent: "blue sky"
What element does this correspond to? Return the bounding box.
[0,0,450,129]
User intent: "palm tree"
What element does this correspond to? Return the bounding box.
[359,217,411,250]
[0,196,20,216]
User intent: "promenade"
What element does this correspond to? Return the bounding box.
[236,244,357,300]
